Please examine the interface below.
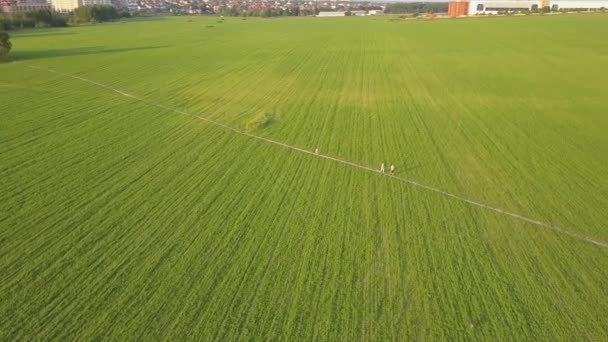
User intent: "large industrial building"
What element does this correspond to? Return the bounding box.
[449,0,608,16]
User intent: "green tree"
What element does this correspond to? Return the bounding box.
[25,9,52,26]
[0,31,11,59]
[72,5,119,23]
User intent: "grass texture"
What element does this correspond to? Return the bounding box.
[1,14,608,340]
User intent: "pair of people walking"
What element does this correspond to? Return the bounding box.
[380,163,395,176]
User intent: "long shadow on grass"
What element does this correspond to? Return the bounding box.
[128,16,167,22]
[396,163,424,174]
[11,30,75,38]
[13,45,167,60]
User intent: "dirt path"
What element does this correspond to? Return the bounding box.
[24,64,608,250]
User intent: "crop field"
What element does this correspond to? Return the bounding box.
[1,13,608,339]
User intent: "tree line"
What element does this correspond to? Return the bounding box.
[72,5,130,23]
[0,10,68,30]
[1,5,130,30]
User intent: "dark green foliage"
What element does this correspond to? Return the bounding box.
[0,17,10,30]
[72,5,119,23]
[0,11,68,30]
[25,9,52,25]
[245,112,275,131]
[51,14,68,27]
[0,30,10,58]
[0,14,35,30]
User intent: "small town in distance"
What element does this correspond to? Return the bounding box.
[0,0,437,16]
[2,0,607,17]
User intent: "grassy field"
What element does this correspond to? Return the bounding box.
[1,14,608,340]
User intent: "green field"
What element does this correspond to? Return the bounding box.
[1,14,608,340]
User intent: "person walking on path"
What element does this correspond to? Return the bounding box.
[390,164,395,175]
[380,163,385,174]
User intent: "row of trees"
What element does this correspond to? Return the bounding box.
[72,5,129,23]
[0,5,130,30]
[0,10,68,30]
[385,2,448,14]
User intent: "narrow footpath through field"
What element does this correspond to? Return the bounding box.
[24,64,608,250]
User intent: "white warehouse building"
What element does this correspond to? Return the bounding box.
[317,11,345,17]
[551,0,608,10]
[468,0,535,14]
[467,0,608,14]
